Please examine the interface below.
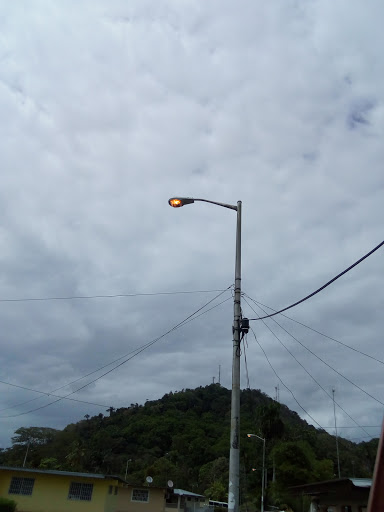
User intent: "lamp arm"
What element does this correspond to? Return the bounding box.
[193,198,237,211]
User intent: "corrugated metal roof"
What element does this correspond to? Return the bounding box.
[290,477,372,491]
[174,488,205,498]
[350,478,372,488]
[0,466,125,483]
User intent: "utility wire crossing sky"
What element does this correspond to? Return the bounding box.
[0,0,383,447]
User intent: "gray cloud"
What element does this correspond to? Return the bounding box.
[0,0,383,448]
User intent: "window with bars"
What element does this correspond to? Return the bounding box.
[68,482,93,501]
[8,477,35,496]
[132,489,149,502]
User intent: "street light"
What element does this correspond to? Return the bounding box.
[125,459,132,481]
[169,196,242,512]
[247,434,266,512]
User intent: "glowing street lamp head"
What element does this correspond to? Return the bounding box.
[169,198,182,208]
[168,197,195,208]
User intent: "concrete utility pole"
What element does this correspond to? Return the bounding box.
[229,200,242,512]
[168,197,243,512]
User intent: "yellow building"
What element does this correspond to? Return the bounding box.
[0,466,166,512]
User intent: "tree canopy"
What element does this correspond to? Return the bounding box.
[0,385,377,511]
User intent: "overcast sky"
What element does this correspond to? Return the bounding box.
[0,0,383,451]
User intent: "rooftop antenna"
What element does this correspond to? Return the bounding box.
[218,365,221,385]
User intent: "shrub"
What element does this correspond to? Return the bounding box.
[0,497,17,512]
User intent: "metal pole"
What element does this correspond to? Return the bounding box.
[125,459,131,481]
[261,439,265,512]
[332,388,341,478]
[228,201,242,512]
[23,440,30,468]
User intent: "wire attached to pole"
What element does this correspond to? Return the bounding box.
[249,240,384,321]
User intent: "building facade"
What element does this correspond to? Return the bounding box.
[290,477,371,512]
[0,466,166,512]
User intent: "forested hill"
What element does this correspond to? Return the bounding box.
[0,384,378,505]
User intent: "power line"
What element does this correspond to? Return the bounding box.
[0,288,227,303]
[0,287,232,418]
[243,297,371,437]
[0,289,232,414]
[249,327,326,431]
[246,297,384,366]
[1,291,232,415]
[245,294,384,407]
[349,435,380,441]
[320,426,381,429]
[249,240,384,321]
[243,336,251,390]
[0,380,110,408]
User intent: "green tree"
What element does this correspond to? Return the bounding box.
[39,457,61,470]
[257,402,284,442]
[204,481,227,501]
[312,458,334,481]
[272,441,314,487]
[0,497,17,512]
[11,427,59,446]
[199,457,228,497]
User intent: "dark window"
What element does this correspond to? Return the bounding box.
[132,489,149,502]
[109,485,113,494]
[9,477,35,496]
[114,486,118,495]
[342,507,352,512]
[68,482,93,501]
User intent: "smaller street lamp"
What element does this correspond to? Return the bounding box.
[125,459,132,481]
[247,434,266,512]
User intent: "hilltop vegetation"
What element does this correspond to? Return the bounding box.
[0,385,378,510]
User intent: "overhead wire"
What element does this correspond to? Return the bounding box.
[243,297,372,437]
[245,294,384,406]
[0,288,227,303]
[320,426,381,430]
[249,326,326,431]
[246,298,384,366]
[349,434,381,441]
[248,240,384,320]
[0,287,233,418]
[243,333,251,390]
[0,292,232,415]
[0,381,111,409]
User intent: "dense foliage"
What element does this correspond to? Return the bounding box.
[0,497,17,512]
[0,385,378,510]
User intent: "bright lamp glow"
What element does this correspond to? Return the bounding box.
[168,197,195,208]
[169,198,183,207]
